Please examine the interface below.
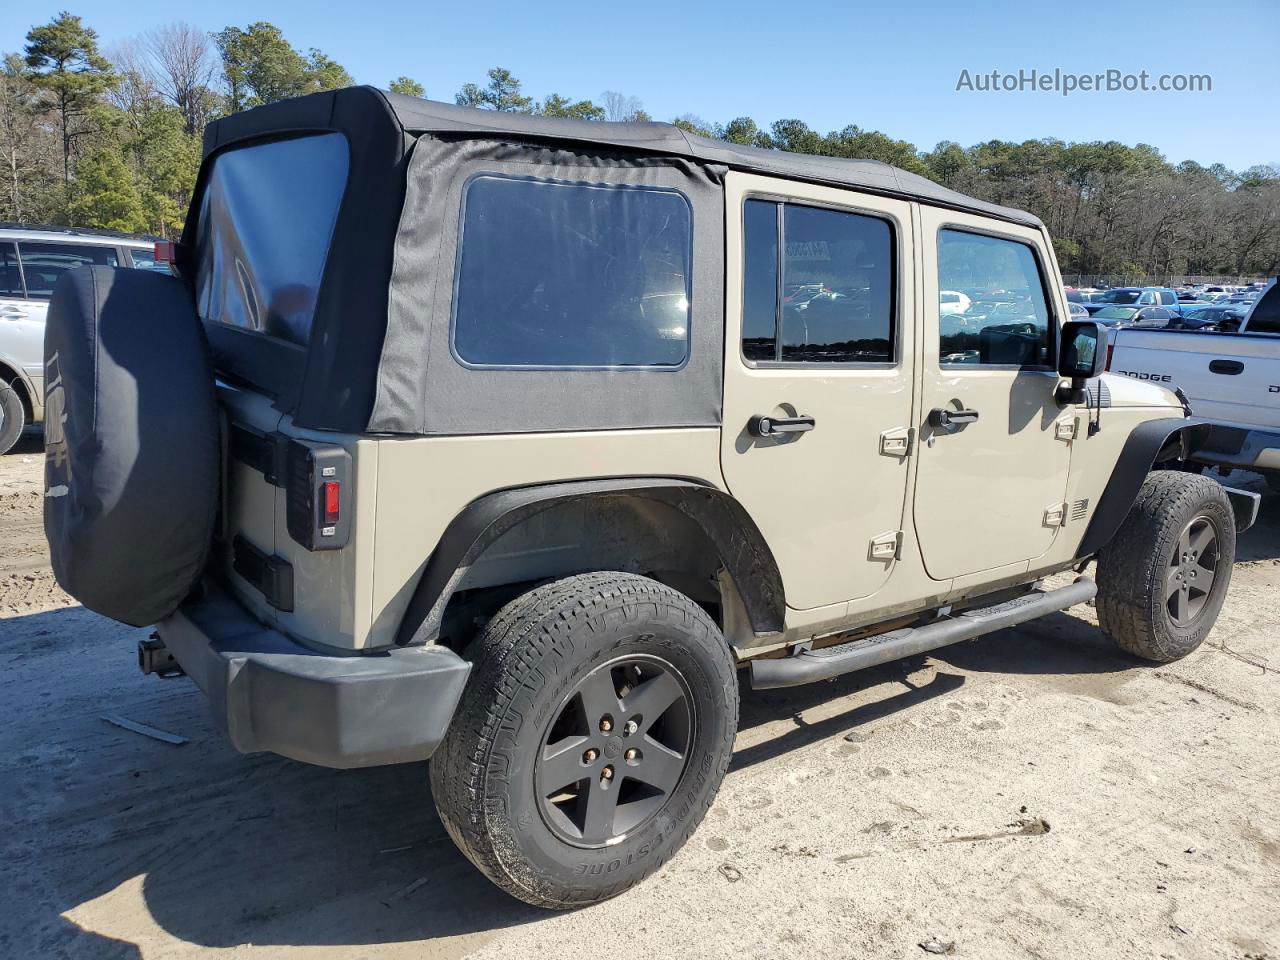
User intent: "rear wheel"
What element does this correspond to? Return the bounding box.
[430,572,738,909]
[0,380,25,455]
[1097,472,1235,662]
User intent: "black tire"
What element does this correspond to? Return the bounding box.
[0,380,24,455]
[1096,472,1235,663]
[430,572,738,909]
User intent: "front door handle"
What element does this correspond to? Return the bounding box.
[748,414,816,438]
[928,407,980,433]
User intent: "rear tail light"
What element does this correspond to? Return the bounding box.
[285,440,351,550]
[322,481,341,525]
[1105,344,1114,371]
[154,240,176,264]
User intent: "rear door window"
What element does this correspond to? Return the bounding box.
[194,132,349,346]
[0,242,22,297]
[452,175,693,368]
[17,242,118,298]
[741,198,896,363]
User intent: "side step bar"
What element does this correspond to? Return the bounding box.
[750,577,1097,690]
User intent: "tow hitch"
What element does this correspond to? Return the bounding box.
[138,635,184,677]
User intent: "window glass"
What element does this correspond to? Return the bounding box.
[194,132,348,346]
[1095,289,1140,304]
[742,199,779,361]
[0,242,22,297]
[18,242,118,298]
[937,229,1052,366]
[741,200,894,363]
[1246,284,1279,334]
[128,247,168,273]
[453,176,692,368]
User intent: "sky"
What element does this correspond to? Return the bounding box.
[3,0,1277,171]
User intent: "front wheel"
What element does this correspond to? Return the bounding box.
[430,572,738,909]
[1096,472,1235,662]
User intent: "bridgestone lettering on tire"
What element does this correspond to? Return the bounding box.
[1096,472,1235,663]
[430,572,738,909]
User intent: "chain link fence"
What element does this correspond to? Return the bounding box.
[1061,274,1275,289]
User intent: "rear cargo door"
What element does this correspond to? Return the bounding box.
[191,132,350,621]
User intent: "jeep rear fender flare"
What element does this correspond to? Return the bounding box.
[1076,417,1213,558]
[394,478,785,646]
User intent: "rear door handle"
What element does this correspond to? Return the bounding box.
[928,407,980,432]
[748,414,816,438]
[1208,359,1244,376]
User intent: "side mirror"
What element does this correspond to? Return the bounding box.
[1056,320,1105,404]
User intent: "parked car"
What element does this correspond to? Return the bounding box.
[1172,304,1242,329]
[1108,280,1279,489]
[0,224,162,454]
[1068,301,1090,318]
[1090,304,1178,329]
[42,86,1252,909]
[939,288,973,314]
[1083,287,1181,316]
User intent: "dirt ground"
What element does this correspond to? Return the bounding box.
[2,433,1278,960]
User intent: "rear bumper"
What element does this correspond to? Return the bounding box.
[156,581,470,769]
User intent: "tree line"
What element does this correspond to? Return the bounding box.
[2,14,1277,279]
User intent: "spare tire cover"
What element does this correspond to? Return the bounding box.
[44,265,218,626]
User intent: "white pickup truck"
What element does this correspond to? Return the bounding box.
[1108,281,1279,488]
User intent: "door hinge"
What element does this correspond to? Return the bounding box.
[869,530,903,561]
[1043,502,1068,527]
[879,427,912,457]
[1055,416,1078,442]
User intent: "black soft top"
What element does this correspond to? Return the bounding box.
[192,86,1045,435]
[202,86,1041,228]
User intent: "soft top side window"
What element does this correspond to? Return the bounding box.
[452,175,693,370]
[936,229,1053,368]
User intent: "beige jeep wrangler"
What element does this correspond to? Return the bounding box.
[43,87,1258,909]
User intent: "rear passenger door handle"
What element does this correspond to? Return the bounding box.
[1208,359,1244,376]
[748,414,815,438]
[928,407,980,433]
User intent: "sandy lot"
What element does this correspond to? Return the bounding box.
[2,436,1278,960]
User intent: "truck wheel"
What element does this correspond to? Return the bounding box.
[430,572,738,909]
[0,381,24,455]
[1097,472,1235,662]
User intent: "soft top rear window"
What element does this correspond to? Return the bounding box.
[194,132,348,346]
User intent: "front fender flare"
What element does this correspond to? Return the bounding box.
[1076,417,1212,558]
[394,478,786,646]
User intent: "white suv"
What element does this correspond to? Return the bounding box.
[0,225,162,453]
